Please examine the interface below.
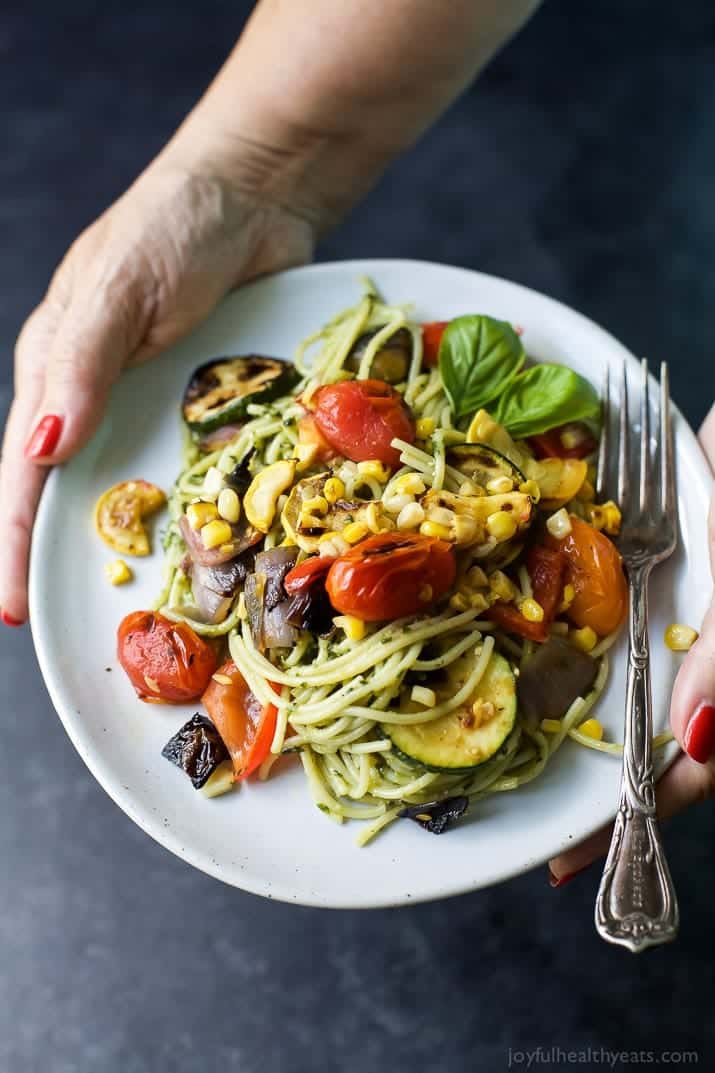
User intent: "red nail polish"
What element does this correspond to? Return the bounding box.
[548,864,587,888]
[684,702,715,764]
[1,610,24,627]
[25,414,63,459]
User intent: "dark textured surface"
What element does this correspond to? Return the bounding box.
[1,4,714,1072]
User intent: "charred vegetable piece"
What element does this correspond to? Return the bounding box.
[182,355,300,434]
[284,556,335,635]
[385,652,516,771]
[281,472,370,553]
[224,451,255,495]
[344,327,412,383]
[161,713,228,788]
[179,512,262,568]
[188,550,255,624]
[94,479,166,557]
[245,546,299,650]
[399,796,469,834]
[448,443,525,489]
[516,635,598,724]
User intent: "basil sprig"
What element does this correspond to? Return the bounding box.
[438,315,525,419]
[492,364,601,438]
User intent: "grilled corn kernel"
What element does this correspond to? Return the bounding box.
[383,492,413,514]
[489,570,518,603]
[472,699,495,724]
[203,466,224,498]
[411,685,436,708]
[365,501,382,533]
[467,565,488,588]
[415,417,436,438]
[302,495,329,515]
[334,614,366,641]
[449,593,470,612]
[454,516,479,544]
[486,475,514,495]
[664,623,699,651]
[104,559,133,585]
[558,583,576,613]
[520,598,545,623]
[427,506,455,529]
[519,479,541,503]
[570,625,598,653]
[586,504,605,531]
[323,477,345,504]
[546,508,572,540]
[217,487,241,524]
[420,520,452,541]
[318,539,339,558]
[576,478,596,502]
[540,718,563,734]
[486,511,518,542]
[469,592,490,613]
[343,522,369,544]
[397,502,425,530]
[212,673,234,687]
[601,500,622,535]
[393,473,426,496]
[357,459,390,482]
[201,519,233,549]
[578,718,604,741]
[319,530,339,543]
[459,479,485,497]
[186,500,219,530]
[298,512,325,530]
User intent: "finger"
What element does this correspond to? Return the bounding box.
[24,283,143,464]
[0,302,63,622]
[698,402,715,464]
[548,750,715,884]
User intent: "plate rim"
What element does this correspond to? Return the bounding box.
[29,257,714,908]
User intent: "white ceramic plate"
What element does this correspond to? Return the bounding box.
[30,260,713,908]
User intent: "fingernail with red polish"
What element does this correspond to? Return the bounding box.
[25,414,63,459]
[684,702,715,764]
[1,610,25,627]
[548,864,587,888]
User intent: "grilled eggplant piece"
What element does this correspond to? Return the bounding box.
[400,796,469,834]
[182,355,300,435]
[345,327,412,383]
[161,713,228,789]
[517,636,598,724]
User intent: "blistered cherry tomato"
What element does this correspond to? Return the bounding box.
[489,545,566,642]
[421,321,448,366]
[117,611,217,703]
[202,661,279,779]
[325,533,456,622]
[529,423,598,461]
[546,515,627,635]
[313,379,415,468]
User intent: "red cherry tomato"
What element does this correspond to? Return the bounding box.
[313,379,415,468]
[202,661,279,779]
[489,545,566,642]
[117,611,217,703]
[422,321,448,366]
[529,423,598,460]
[284,555,334,595]
[546,515,627,636]
[325,533,456,622]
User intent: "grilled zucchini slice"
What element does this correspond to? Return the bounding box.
[385,651,517,772]
[182,355,300,434]
[448,443,525,488]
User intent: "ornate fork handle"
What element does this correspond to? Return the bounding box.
[594,563,679,951]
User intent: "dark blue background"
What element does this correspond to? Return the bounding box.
[1,3,713,1071]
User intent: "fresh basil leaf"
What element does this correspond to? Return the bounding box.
[492,364,601,438]
[438,315,525,419]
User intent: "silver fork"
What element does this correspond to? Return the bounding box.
[593,359,679,952]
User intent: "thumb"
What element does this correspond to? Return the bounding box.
[23,289,140,464]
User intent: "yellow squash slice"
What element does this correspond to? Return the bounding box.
[94,480,166,556]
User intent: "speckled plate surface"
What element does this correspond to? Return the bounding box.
[29,260,713,907]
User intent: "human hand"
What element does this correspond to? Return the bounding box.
[0,162,314,624]
[549,403,715,885]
